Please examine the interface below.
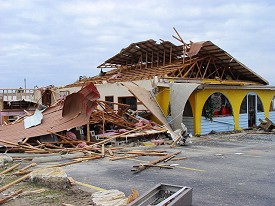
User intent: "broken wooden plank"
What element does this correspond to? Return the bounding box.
[49,131,76,147]
[171,157,187,161]
[133,164,173,169]
[132,151,181,174]
[0,139,45,151]
[0,174,29,193]
[101,144,105,157]
[0,163,21,175]
[12,157,33,161]
[11,163,37,176]
[90,125,148,146]
[170,135,181,147]
[48,156,102,168]
[11,170,32,176]
[74,155,102,161]
[0,189,23,204]
[20,188,46,196]
[119,151,168,156]
[134,150,167,153]
[163,155,176,162]
[110,154,140,161]
[108,149,114,156]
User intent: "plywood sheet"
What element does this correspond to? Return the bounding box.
[125,85,174,134]
[170,83,200,130]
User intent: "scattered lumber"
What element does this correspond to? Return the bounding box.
[0,140,44,152]
[171,157,187,161]
[12,157,33,161]
[132,151,181,173]
[119,151,168,156]
[108,149,114,156]
[0,189,23,204]
[0,163,21,175]
[49,131,76,147]
[127,188,139,204]
[133,164,173,169]
[164,155,177,162]
[0,174,29,193]
[110,154,140,161]
[101,144,105,157]
[170,135,182,147]
[259,117,275,131]
[20,188,46,196]
[11,163,37,176]
[48,155,102,168]
[73,155,102,161]
[90,125,148,147]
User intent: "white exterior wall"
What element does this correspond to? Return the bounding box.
[201,116,234,135]
[96,80,153,111]
[58,80,153,111]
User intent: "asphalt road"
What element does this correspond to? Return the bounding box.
[62,133,275,206]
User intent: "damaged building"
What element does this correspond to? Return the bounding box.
[1,32,275,147]
[61,36,275,135]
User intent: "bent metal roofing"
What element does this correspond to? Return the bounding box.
[0,83,100,146]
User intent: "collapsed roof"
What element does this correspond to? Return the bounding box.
[66,39,268,87]
[0,83,100,146]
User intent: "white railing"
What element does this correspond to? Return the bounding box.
[0,88,36,102]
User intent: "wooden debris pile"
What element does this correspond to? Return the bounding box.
[131,151,182,173]
[88,100,166,139]
[259,117,275,131]
[0,131,188,204]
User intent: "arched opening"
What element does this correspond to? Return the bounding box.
[239,93,264,128]
[269,96,275,122]
[201,92,234,134]
[182,100,194,134]
[202,92,233,120]
[270,96,275,112]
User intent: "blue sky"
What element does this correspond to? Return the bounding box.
[1,0,275,88]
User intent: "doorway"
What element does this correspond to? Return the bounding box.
[248,94,256,127]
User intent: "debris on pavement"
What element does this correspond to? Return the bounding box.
[91,189,128,206]
[0,82,192,206]
[259,117,275,131]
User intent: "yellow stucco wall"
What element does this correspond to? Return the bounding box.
[155,85,275,135]
[193,88,275,135]
[155,87,170,116]
[152,87,170,123]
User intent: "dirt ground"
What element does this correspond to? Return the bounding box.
[0,171,94,206]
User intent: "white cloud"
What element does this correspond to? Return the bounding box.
[0,0,274,88]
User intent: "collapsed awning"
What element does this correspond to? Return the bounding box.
[0,83,100,146]
[124,84,181,140]
[170,83,200,130]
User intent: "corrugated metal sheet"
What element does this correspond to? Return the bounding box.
[0,83,100,146]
